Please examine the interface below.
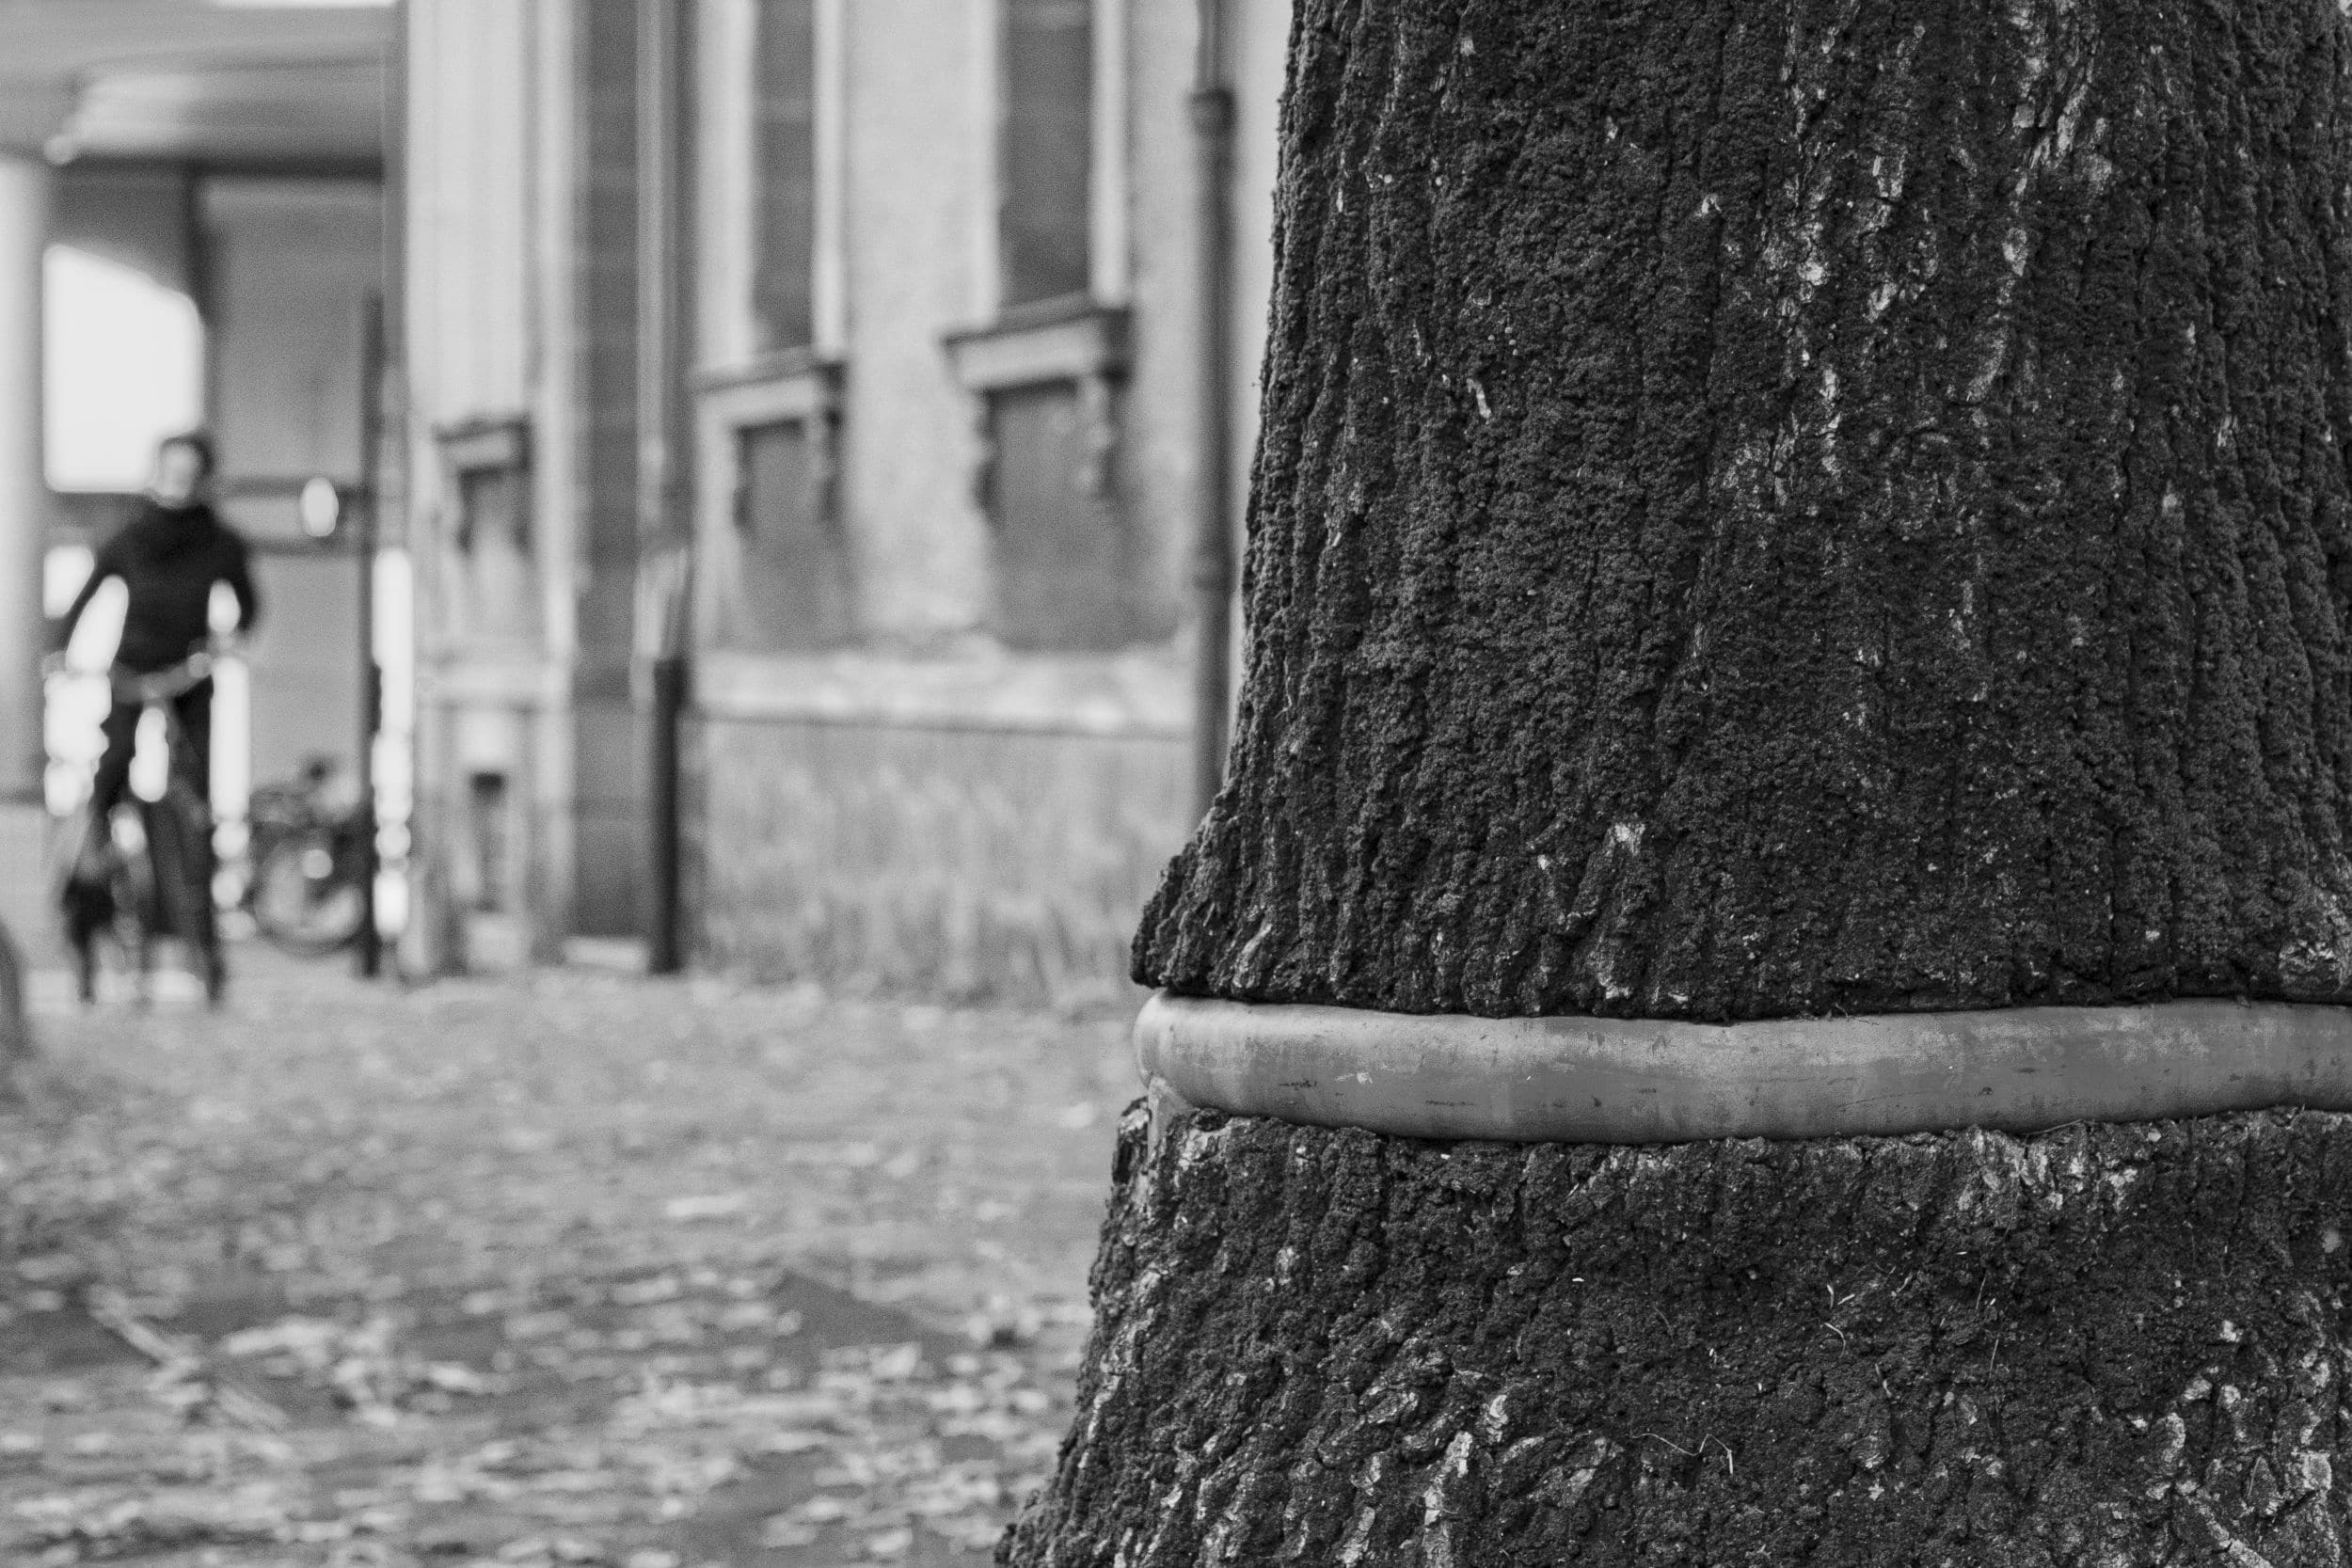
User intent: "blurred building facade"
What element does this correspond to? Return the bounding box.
[401,0,1288,998]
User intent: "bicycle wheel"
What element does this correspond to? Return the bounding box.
[251,825,366,956]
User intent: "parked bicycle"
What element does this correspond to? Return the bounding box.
[57,649,226,1006]
[245,757,373,957]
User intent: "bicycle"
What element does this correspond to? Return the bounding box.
[246,763,373,957]
[57,649,226,1006]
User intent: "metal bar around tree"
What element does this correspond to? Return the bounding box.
[1189,0,1237,825]
[637,0,693,974]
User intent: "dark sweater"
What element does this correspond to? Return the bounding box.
[56,501,262,673]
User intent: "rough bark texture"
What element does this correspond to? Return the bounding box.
[1007,1106,2352,1566]
[1137,0,2352,1021]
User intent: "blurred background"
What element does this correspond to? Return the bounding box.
[0,0,1290,1008]
[0,7,1293,1560]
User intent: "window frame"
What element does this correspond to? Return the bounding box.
[690,354,848,656]
[434,413,538,649]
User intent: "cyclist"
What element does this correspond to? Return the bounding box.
[53,431,262,829]
[52,435,261,1001]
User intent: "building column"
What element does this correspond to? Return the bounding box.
[0,151,52,803]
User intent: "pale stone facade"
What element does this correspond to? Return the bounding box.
[404,0,602,967]
[403,0,1289,997]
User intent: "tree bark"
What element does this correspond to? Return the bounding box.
[1007,1106,2352,1567]
[1031,1,2352,1559]
[1136,0,2352,1022]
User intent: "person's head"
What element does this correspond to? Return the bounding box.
[151,431,217,507]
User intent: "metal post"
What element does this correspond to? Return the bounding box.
[1189,0,1238,826]
[646,646,686,971]
[635,546,691,975]
[637,0,693,974]
[354,295,385,977]
[382,0,422,975]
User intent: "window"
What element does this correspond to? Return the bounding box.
[752,0,818,351]
[946,299,1132,653]
[438,418,535,643]
[727,417,854,649]
[455,463,536,641]
[456,467,526,557]
[1000,0,1092,307]
[989,379,1125,650]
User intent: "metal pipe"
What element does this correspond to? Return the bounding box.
[644,649,686,973]
[381,0,407,485]
[636,0,688,557]
[636,0,693,974]
[353,293,384,978]
[381,0,417,974]
[1188,0,1238,825]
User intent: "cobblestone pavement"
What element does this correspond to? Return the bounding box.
[1,946,1141,1567]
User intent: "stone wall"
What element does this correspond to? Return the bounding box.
[691,713,1185,1005]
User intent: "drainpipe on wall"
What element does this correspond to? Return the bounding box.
[376,0,412,977]
[354,294,385,979]
[1188,0,1238,827]
[636,0,693,975]
[635,550,691,975]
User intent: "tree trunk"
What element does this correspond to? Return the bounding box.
[1008,1106,2352,1567]
[1137,0,2352,1022]
[1010,0,2352,1560]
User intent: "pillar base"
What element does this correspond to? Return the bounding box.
[0,796,60,970]
[1005,1106,2352,1567]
